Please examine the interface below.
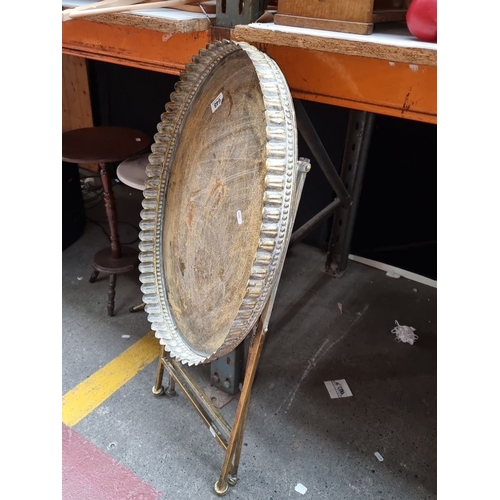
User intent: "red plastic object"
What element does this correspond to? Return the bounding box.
[406,0,437,43]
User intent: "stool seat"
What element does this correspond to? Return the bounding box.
[62,126,151,316]
[62,126,150,164]
[117,153,149,190]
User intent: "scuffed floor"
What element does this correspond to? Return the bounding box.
[62,178,436,499]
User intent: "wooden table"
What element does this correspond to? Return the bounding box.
[62,126,151,316]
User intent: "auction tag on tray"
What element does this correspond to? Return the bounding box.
[211,92,223,113]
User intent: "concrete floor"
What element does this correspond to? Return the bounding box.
[62,175,437,499]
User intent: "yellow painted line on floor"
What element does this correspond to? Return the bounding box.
[62,330,160,427]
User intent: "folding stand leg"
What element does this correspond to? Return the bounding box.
[213,152,309,490]
[214,298,272,494]
[152,345,177,397]
[152,345,166,395]
[151,159,310,495]
[129,302,146,313]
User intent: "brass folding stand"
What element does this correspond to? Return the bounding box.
[151,159,310,495]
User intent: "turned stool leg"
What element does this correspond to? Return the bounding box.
[99,162,122,259]
[108,274,117,316]
[89,270,100,283]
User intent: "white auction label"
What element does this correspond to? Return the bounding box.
[211,92,223,113]
[324,379,353,399]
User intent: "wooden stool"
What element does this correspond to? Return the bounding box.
[116,152,149,190]
[62,126,150,316]
[116,152,150,313]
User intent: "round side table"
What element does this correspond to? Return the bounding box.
[62,126,151,316]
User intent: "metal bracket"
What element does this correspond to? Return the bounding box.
[210,342,245,395]
[216,0,267,28]
[290,99,350,248]
[288,101,376,277]
[325,110,375,276]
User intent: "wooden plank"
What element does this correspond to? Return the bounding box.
[62,55,93,132]
[62,0,142,22]
[62,0,216,17]
[276,0,411,21]
[274,14,375,35]
[62,54,97,171]
[62,19,211,74]
[62,2,212,33]
[276,0,378,23]
[84,11,210,32]
[64,0,209,20]
[242,20,437,121]
[233,23,437,66]
[253,44,437,123]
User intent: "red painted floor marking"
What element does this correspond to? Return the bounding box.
[62,423,163,500]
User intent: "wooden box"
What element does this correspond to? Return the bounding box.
[274,0,412,35]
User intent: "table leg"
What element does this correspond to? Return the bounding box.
[99,161,122,259]
[107,273,116,316]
